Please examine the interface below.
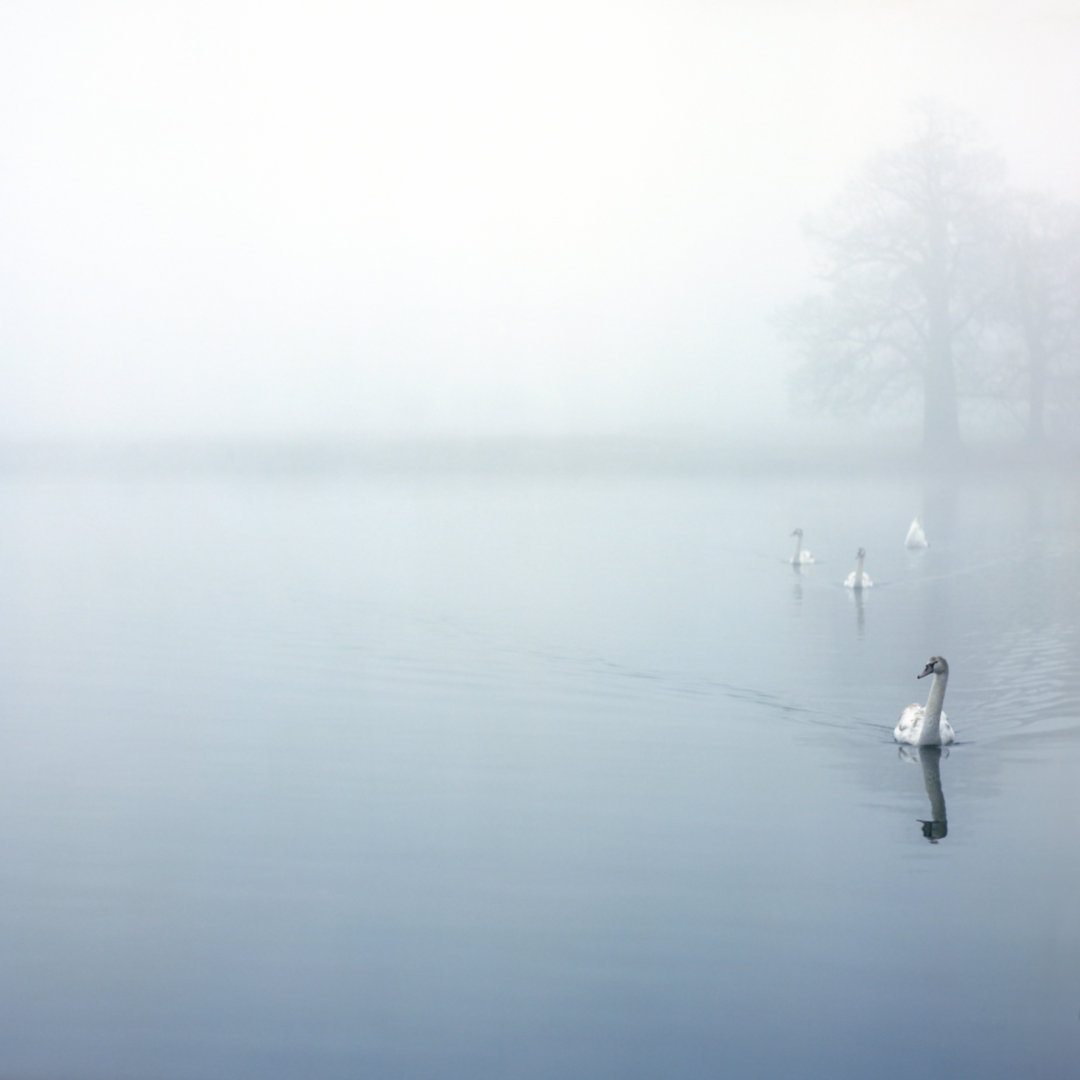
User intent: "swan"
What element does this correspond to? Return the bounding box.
[905,514,928,549]
[843,547,873,589]
[894,656,955,746]
[790,528,814,564]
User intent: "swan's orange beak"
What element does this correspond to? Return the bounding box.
[917,663,934,679]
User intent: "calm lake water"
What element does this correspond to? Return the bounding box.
[1,451,1079,1079]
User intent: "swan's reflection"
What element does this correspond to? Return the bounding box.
[849,586,865,634]
[898,745,948,842]
[791,561,805,602]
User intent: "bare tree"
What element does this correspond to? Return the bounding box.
[782,106,1006,452]
[982,192,1080,445]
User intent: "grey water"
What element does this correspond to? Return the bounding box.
[1,454,1079,1079]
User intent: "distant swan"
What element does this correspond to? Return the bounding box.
[905,515,928,549]
[843,547,873,589]
[894,656,955,746]
[790,528,814,564]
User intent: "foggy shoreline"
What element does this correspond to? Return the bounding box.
[2,435,1075,479]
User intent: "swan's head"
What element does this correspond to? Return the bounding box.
[791,528,803,538]
[917,656,948,679]
[920,818,948,842]
[856,547,866,559]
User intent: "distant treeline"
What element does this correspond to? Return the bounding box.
[779,102,1080,455]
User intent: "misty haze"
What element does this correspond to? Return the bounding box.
[2,3,1080,1078]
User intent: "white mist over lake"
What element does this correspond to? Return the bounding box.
[2,1,1079,444]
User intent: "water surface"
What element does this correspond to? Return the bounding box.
[1,457,1078,1078]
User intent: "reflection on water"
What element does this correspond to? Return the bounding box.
[790,560,805,602]
[900,746,949,842]
[0,458,1078,1080]
[849,584,865,635]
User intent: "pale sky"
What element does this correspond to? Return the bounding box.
[2,0,1079,441]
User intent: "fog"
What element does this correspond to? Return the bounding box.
[2,0,1079,447]
[5,10,1080,1074]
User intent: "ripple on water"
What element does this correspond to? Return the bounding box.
[973,619,1080,740]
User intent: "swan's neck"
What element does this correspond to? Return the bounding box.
[854,553,865,586]
[922,671,948,741]
[792,536,802,561]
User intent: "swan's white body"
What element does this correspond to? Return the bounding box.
[894,656,955,746]
[843,548,873,589]
[905,515,928,549]
[790,529,814,565]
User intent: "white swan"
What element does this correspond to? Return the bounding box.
[843,547,873,589]
[790,528,814,565]
[905,514,928,549]
[894,656,955,746]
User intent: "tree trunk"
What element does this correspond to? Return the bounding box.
[1024,334,1047,445]
[920,190,961,453]
[922,291,961,452]
[1016,248,1047,446]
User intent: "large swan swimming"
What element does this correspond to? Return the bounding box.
[843,547,873,589]
[905,515,928,549]
[790,528,814,565]
[894,656,955,746]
